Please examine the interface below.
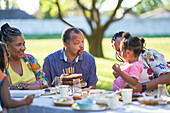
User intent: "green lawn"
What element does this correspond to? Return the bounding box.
[25,37,170,91]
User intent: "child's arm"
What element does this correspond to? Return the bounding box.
[1,76,35,108]
[116,71,138,86]
[112,63,138,86]
[113,71,119,78]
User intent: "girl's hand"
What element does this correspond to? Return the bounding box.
[112,63,121,73]
[24,94,35,105]
[113,71,119,78]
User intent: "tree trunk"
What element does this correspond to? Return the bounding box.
[87,30,104,57]
[6,0,9,10]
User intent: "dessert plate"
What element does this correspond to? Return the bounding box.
[138,96,170,105]
[53,97,74,106]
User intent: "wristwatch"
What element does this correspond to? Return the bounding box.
[142,83,146,92]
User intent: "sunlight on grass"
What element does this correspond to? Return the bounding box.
[25,38,170,91]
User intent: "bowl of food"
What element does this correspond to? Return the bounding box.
[76,100,96,110]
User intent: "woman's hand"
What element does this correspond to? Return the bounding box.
[112,63,121,74]
[24,94,35,105]
[25,81,43,90]
[17,82,29,89]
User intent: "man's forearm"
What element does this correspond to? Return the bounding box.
[146,72,170,91]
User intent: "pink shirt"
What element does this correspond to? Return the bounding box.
[112,61,143,91]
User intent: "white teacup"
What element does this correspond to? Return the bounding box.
[59,85,69,97]
[121,89,133,104]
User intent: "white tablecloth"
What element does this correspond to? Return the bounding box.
[8,96,170,113]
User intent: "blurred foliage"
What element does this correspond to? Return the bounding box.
[39,0,80,19]
[132,0,169,15]
[37,0,170,19]
[39,0,120,19]
[164,0,170,10]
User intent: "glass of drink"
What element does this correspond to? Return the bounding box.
[157,84,168,105]
[73,78,81,94]
[55,77,61,94]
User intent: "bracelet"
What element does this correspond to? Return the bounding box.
[9,84,18,89]
[142,83,147,92]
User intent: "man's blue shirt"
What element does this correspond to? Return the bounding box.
[43,49,98,86]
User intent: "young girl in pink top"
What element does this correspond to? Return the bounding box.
[112,32,145,91]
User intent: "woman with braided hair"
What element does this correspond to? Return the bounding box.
[0,23,48,90]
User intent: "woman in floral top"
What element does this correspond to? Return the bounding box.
[111,31,170,93]
[0,23,48,90]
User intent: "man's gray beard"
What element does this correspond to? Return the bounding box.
[77,50,84,56]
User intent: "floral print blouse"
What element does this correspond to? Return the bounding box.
[138,49,170,95]
[5,54,48,89]
[139,49,170,83]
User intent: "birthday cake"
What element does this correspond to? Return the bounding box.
[60,73,82,85]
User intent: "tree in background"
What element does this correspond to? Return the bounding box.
[40,0,168,57]
[132,0,168,15]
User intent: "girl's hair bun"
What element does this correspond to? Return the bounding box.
[133,36,139,42]
[1,23,10,31]
[122,32,131,39]
[140,38,145,44]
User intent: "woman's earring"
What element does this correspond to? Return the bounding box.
[7,51,11,59]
